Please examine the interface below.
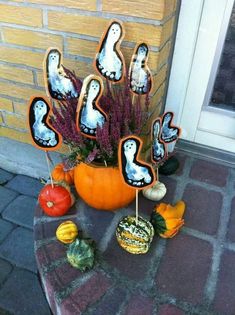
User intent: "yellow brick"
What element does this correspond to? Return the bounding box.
[149,101,163,124]
[158,41,171,68]
[122,46,160,72]
[48,12,172,47]
[67,39,161,71]
[1,125,72,154]
[29,0,96,11]
[165,0,177,17]
[13,101,27,115]
[0,46,44,69]
[1,115,71,153]
[4,112,27,130]
[0,97,13,112]
[36,71,45,88]
[0,126,32,145]
[0,4,42,27]
[0,64,33,85]
[161,17,175,47]
[64,58,93,79]
[0,81,46,101]
[37,58,93,87]
[150,82,166,109]
[125,22,163,47]
[174,0,178,11]
[146,92,165,132]
[0,113,3,125]
[152,64,167,92]
[102,0,175,20]
[3,28,63,51]
[48,12,108,37]
[67,37,98,59]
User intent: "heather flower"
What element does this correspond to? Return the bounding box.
[96,122,113,158]
[86,147,100,163]
[50,72,150,165]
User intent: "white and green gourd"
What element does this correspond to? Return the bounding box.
[116,215,154,254]
[142,181,167,201]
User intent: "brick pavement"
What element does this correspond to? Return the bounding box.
[1,150,235,314]
[0,169,51,315]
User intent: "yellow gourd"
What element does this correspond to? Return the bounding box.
[56,220,78,244]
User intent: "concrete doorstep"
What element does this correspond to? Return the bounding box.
[0,137,62,180]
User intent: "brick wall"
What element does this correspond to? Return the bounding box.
[0,0,178,145]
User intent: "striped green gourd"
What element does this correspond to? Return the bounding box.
[116,215,154,254]
[67,238,95,271]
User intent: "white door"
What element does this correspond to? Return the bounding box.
[165,0,235,153]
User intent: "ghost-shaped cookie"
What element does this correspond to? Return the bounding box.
[94,20,125,83]
[44,48,79,100]
[160,112,181,143]
[119,136,155,189]
[28,96,62,150]
[76,75,107,138]
[129,43,152,95]
[151,118,166,163]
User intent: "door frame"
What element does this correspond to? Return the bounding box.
[165,0,235,151]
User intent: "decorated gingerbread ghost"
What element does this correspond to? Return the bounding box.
[160,112,181,143]
[28,96,62,150]
[44,48,79,100]
[119,136,155,189]
[129,43,153,95]
[151,117,166,163]
[94,20,125,83]
[76,75,107,138]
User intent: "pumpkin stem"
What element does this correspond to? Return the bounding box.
[47,201,54,208]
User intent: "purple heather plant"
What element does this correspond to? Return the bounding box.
[50,69,150,166]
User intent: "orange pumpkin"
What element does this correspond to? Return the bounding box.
[52,163,74,185]
[74,163,135,211]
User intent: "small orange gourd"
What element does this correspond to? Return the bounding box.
[52,163,74,185]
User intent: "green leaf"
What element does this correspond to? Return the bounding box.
[150,212,167,234]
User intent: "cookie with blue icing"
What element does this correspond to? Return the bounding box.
[44,47,79,100]
[151,117,166,163]
[129,43,152,95]
[28,96,62,150]
[160,112,181,143]
[76,75,107,139]
[119,135,155,189]
[94,20,125,83]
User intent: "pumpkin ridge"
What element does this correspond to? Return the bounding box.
[74,163,135,210]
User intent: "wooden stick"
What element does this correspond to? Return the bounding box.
[45,151,54,188]
[45,151,54,168]
[132,93,136,105]
[156,166,159,183]
[166,144,168,158]
[50,97,55,108]
[107,81,114,99]
[135,189,139,225]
